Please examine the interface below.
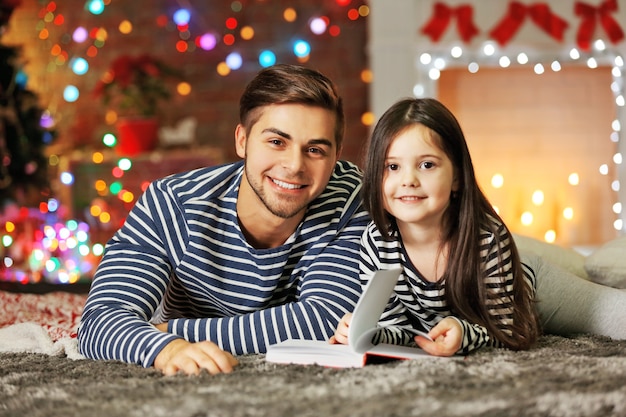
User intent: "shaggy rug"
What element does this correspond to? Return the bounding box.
[1,334,625,417]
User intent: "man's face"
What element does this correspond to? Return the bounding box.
[235,103,339,220]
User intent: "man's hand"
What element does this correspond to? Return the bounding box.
[414,317,462,357]
[328,313,352,345]
[154,339,239,376]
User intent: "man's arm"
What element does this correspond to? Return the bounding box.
[165,203,370,354]
[77,181,187,368]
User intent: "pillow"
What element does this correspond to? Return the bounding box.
[584,236,626,289]
[512,233,588,280]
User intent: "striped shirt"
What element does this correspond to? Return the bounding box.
[360,218,536,355]
[78,160,370,367]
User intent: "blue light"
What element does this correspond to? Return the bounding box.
[15,70,27,88]
[293,40,311,58]
[226,52,243,70]
[86,0,105,15]
[259,50,276,67]
[173,9,191,26]
[63,85,79,102]
[71,57,89,75]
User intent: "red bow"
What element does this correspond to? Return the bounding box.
[575,0,624,51]
[420,2,480,43]
[489,2,569,46]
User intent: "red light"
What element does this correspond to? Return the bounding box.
[225,17,238,30]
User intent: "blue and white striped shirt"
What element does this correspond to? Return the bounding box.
[78,160,370,367]
[360,218,536,355]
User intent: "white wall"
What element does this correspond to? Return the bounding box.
[368,0,626,233]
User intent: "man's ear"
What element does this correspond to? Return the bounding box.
[235,124,246,159]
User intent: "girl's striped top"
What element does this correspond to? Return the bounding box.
[359,218,536,355]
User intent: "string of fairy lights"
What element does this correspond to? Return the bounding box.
[412,39,624,242]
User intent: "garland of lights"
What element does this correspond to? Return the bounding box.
[414,40,624,235]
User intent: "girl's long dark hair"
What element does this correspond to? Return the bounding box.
[362,98,539,350]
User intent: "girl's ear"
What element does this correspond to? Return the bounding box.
[235,124,246,159]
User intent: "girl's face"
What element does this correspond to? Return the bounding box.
[382,124,458,230]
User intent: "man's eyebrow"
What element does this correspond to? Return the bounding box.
[262,128,334,148]
[262,127,291,139]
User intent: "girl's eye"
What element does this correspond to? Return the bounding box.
[385,163,399,171]
[420,161,435,169]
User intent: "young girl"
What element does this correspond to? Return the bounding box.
[331,98,626,356]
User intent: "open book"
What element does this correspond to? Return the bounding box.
[266,269,439,368]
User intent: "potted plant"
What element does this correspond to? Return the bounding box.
[93,54,182,155]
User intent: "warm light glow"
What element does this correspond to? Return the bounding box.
[240,26,254,40]
[90,204,102,217]
[563,207,574,220]
[283,8,297,22]
[177,82,191,96]
[92,152,104,164]
[521,211,533,226]
[361,112,375,126]
[361,69,373,83]
[544,230,556,243]
[531,190,544,206]
[568,173,580,185]
[217,62,231,76]
[119,20,132,34]
[491,173,504,188]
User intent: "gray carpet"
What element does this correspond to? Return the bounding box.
[1,334,625,417]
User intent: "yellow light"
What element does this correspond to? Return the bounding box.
[361,69,373,83]
[568,173,579,186]
[240,26,254,40]
[283,8,297,22]
[105,110,118,124]
[119,20,132,34]
[361,112,375,126]
[544,230,556,243]
[531,190,544,206]
[563,207,574,220]
[90,204,102,217]
[491,173,504,188]
[121,191,135,203]
[99,212,111,224]
[177,82,191,96]
[217,62,231,76]
[95,28,108,42]
[92,152,104,164]
[5,221,15,233]
[94,180,107,192]
[521,211,533,226]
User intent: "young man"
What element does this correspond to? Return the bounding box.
[77,64,370,376]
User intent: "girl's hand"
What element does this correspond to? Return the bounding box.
[414,317,462,356]
[328,313,352,345]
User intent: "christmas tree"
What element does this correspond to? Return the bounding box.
[0,0,101,285]
[0,0,55,209]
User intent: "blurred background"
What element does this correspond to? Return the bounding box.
[1,0,624,286]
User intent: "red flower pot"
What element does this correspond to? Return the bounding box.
[115,117,159,156]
